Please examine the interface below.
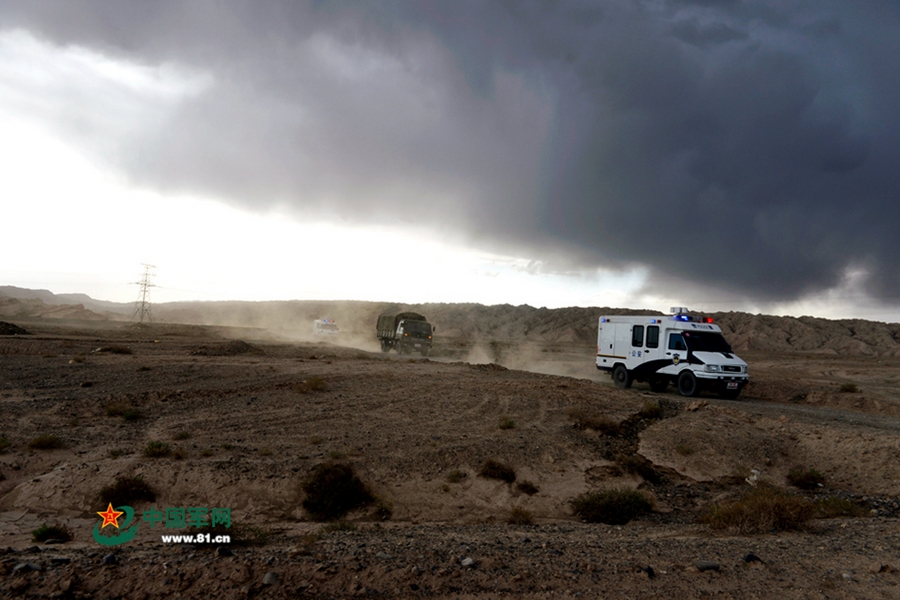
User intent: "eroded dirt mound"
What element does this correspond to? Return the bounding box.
[190,339,265,356]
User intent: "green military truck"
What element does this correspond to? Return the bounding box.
[376,312,434,355]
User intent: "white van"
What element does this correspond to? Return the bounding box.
[312,319,340,337]
[596,308,749,398]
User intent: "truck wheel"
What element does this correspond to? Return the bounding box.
[612,365,632,389]
[380,341,390,353]
[649,376,668,393]
[677,371,699,397]
[420,347,429,357]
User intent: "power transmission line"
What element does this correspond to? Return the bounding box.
[131,264,156,323]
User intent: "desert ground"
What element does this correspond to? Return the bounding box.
[2,316,900,599]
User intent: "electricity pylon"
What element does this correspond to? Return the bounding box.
[132,264,156,323]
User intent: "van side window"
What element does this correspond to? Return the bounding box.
[632,325,644,347]
[668,333,687,351]
[647,325,659,349]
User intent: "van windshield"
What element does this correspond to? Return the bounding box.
[683,331,733,353]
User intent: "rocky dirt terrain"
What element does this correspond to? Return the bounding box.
[1,317,900,598]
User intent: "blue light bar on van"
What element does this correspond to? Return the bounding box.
[675,315,690,321]
[601,318,608,323]
[650,319,658,324]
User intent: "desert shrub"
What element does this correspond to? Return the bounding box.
[498,416,515,430]
[173,431,191,440]
[32,523,73,543]
[105,401,142,421]
[787,467,825,490]
[516,480,539,495]
[446,469,465,484]
[99,476,156,507]
[29,434,64,450]
[638,401,662,420]
[293,377,327,393]
[839,383,859,393]
[144,440,172,458]
[108,448,128,459]
[508,507,534,525]
[0,436,9,453]
[815,497,867,518]
[302,462,374,521]
[572,488,654,525]
[323,520,357,532]
[374,497,393,521]
[478,459,516,483]
[566,408,620,435]
[699,483,815,533]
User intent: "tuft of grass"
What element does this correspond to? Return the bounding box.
[516,480,539,495]
[173,431,191,441]
[293,377,327,393]
[478,459,516,483]
[498,416,515,430]
[99,476,156,507]
[508,507,534,525]
[815,496,868,518]
[839,383,859,393]
[638,401,662,420]
[787,467,825,490]
[309,436,324,445]
[566,408,620,435]
[302,462,375,521]
[0,436,9,453]
[105,401,142,421]
[446,469,465,484]
[221,443,234,450]
[572,488,654,525]
[200,448,214,457]
[327,450,346,460]
[374,497,393,521]
[143,440,172,458]
[108,448,128,459]
[699,483,815,533]
[32,523,73,543]
[675,444,694,456]
[29,434,64,450]
[259,447,274,456]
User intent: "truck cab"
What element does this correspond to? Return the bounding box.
[596,308,749,398]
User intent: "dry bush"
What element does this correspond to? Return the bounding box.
[675,444,694,456]
[815,496,867,518]
[99,476,156,507]
[32,523,73,543]
[302,462,374,521]
[0,436,9,454]
[29,434,64,450]
[173,431,191,440]
[699,483,815,533]
[144,440,172,458]
[787,467,825,490]
[572,488,654,525]
[446,469,465,484]
[566,408,620,435]
[508,507,534,525]
[498,416,515,430]
[638,401,662,419]
[293,377,328,393]
[478,459,516,483]
[839,383,859,393]
[516,480,540,495]
[374,497,393,521]
[105,401,142,421]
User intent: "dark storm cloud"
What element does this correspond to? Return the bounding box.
[4,0,900,303]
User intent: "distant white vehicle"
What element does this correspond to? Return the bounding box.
[596,307,749,399]
[312,319,339,337]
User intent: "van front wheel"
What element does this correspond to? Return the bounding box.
[613,365,632,389]
[677,371,699,397]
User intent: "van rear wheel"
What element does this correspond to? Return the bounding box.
[677,371,699,397]
[613,365,632,389]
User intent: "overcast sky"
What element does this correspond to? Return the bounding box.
[1,1,899,320]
